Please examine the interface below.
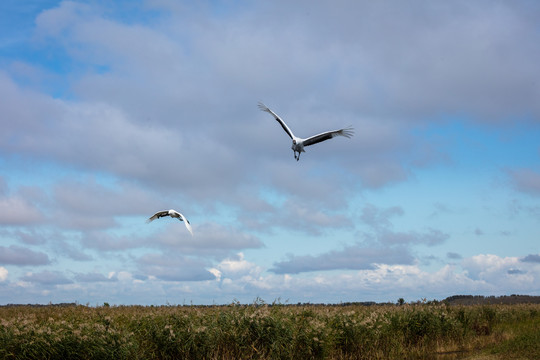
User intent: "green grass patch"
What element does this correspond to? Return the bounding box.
[485,313,540,360]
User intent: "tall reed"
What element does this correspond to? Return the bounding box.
[1,302,538,359]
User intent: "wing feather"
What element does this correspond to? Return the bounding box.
[258,102,295,140]
[146,210,169,223]
[303,127,354,147]
[176,213,193,236]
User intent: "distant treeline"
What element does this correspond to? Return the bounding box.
[442,294,540,305]
[0,302,78,308]
[2,295,540,307]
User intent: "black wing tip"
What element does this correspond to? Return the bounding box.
[341,126,354,138]
[258,102,269,112]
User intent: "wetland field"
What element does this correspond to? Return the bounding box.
[1,299,539,359]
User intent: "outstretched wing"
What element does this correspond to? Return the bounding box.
[258,102,295,140]
[146,210,169,223]
[175,212,193,236]
[303,127,354,147]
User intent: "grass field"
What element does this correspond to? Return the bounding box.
[1,301,539,359]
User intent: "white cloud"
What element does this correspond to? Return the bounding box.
[462,254,520,281]
[151,222,264,256]
[136,253,216,282]
[81,231,144,252]
[212,252,262,280]
[270,244,415,274]
[0,267,8,282]
[0,245,50,266]
[74,272,118,283]
[0,194,44,225]
[1,252,539,305]
[21,270,73,285]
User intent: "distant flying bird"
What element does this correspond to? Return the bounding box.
[258,102,354,161]
[147,209,193,236]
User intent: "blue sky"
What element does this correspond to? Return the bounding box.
[1,0,540,305]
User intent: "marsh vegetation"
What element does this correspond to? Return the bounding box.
[1,301,539,359]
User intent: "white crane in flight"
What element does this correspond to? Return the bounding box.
[147,209,193,236]
[258,102,354,161]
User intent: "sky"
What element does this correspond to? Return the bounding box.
[0,0,539,305]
